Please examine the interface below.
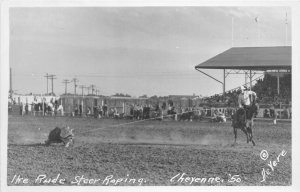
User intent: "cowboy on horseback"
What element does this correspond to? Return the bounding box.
[232,85,257,146]
[238,85,257,120]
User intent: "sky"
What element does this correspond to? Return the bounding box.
[9,7,291,97]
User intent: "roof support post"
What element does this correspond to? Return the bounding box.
[277,70,280,95]
[245,70,248,86]
[223,69,226,94]
[250,70,252,90]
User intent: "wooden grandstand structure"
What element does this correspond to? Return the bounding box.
[195,46,291,95]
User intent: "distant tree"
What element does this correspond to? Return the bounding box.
[150,95,158,99]
[113,93,131,97]
[139,94,147,98]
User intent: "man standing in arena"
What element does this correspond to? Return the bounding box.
[238,85,257,119]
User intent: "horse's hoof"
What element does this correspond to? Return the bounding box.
[252,140,256,146]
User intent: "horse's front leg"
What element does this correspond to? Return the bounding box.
[241,127,249,143]
[247,120,256,146]
[248,126,256,146]
[232,127,237,146]
[234,127,237,144]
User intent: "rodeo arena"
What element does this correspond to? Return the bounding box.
[7,46,292,186]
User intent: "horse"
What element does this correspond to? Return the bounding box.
[231,104,258,146]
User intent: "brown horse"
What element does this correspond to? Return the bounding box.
[231,105,258,146]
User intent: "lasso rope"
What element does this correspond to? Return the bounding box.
[77,109,205,135]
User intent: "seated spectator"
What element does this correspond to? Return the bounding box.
[114,108,120,118]
[282,107,290,119]
[86,107,91,116]
[212,110,226,122]
[264,109,270,118]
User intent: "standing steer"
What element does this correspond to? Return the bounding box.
[45,126,74,147]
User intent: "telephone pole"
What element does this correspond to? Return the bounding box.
[48,74,56,95]
[87,86,91,95]
[79,85,86,96]
[72,78,79,95]
[90,84,95,95]
[44,73,50,95]
[62,79,71,95]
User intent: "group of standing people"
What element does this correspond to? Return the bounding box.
[72,104,109,118]
[19,97,63,116]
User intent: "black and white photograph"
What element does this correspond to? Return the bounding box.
[1,1,299,191]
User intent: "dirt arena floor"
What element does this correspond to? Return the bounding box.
[7,115,291,186]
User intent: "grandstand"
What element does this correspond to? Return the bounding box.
[195,46,291,119]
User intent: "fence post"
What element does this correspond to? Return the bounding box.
[123,102,125,114]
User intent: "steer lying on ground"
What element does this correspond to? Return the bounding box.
[45,126,74,147]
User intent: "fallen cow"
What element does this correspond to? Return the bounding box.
[45,126,74,147]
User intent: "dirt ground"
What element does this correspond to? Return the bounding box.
[7,115,291,186]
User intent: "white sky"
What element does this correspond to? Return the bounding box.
[9,7,291,97]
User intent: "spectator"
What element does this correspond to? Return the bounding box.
[264,109,270,118]
[87,107,91,116]
[270,104,275,118]
[93,105,98,118]
[25,103,29,115]
[79,104,83,116]
[103,104,108,117]
[19,103,23,115]
[282,107,290,119]
[74,104,79,116]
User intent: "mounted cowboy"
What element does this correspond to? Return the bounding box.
[232,85,258,146]
[238,85,257,119]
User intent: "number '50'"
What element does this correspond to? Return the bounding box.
[228,174,241,183]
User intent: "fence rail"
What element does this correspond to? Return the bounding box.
[8,103,291,120]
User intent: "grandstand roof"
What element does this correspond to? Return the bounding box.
[195,46,291,70]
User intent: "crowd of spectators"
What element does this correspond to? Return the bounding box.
[201,73,291,108]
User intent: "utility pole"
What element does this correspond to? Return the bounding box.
[62,79,71,95]
[87,86,91,95]
[90,84,95,95]
[44,73,50,95]
[79,85,86,96]
[48,74,56,95]
[72,78,79,95]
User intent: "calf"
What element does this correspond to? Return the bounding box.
[45,126,74,147]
